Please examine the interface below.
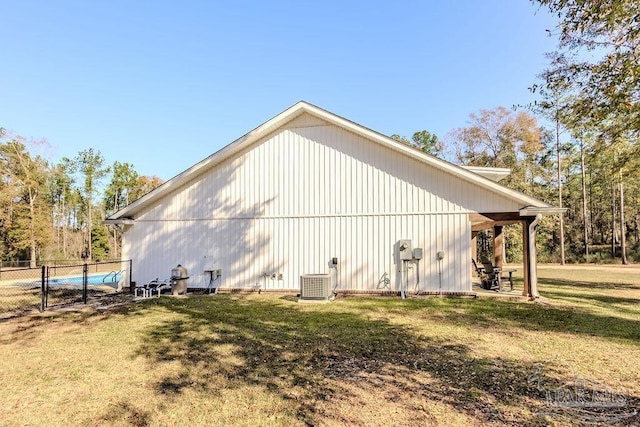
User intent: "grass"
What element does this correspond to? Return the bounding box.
[0,265,639,426]
[0,284,114,315]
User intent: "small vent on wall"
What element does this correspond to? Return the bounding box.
[300,274,331,300]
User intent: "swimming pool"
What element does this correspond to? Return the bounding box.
[49,272,122,285]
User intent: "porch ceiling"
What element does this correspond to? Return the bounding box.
[469,212,522,231]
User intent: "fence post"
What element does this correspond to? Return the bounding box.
[40,265,46,312]
[82,263,88,304]
[45,266,49,308]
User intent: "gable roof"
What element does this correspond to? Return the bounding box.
[106,101,559,222]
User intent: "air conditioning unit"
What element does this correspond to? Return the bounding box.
[300,274,331,300]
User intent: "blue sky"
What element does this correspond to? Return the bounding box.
[1,1,559,181]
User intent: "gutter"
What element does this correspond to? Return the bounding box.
[527,214,542,299]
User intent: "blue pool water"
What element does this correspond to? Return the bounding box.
[49,272,122,285]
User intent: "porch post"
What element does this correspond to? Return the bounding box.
[493,225,504,268]
[471,231,478,276]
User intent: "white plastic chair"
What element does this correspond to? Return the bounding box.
[135,278,171,298]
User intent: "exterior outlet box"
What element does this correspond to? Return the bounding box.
[398,239,413,260]
[412,248,423,260]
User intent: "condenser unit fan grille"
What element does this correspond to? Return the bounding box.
[300,274,331,300]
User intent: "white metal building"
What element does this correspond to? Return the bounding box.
[106,102,560,297]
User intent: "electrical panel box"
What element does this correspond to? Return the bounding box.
[398,239,413,260]
[412,248,423,260]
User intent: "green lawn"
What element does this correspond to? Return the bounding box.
[0,265,639,426]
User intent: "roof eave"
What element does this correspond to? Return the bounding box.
[103,218,134,225]
[461,166,511,182]
[519,206,567,216]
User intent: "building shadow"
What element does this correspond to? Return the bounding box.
[122,296,639,425]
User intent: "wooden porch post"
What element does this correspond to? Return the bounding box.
[493,225,504,269]
[471,231,478,275]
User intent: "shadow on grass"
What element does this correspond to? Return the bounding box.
[541,289,640,313]
[441,297,640,344]
[537,277,640,291]
[124,295,637,425]
[324,298,640,358]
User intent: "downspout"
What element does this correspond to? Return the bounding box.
[527,214,542,299]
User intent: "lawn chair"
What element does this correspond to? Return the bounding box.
[135,278,172,298]
[480,260,501,291]
[472,259,484,277]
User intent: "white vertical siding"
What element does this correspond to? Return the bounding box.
[126,113,508,291]
[125,213,471,292]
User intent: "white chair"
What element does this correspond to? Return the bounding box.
[135,278,171,298]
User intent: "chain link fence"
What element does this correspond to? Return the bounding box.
[0,260,131,317]
[0,266,44,315]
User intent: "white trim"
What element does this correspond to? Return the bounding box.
[131,211,473,222]
[520,206,566,216]
[461,166,511,182]
[103,218,134,225]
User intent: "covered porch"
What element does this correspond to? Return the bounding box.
[469,207,562,299]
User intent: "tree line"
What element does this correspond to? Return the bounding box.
[393,0,640,264]
[394,104,640,264]
[0,128,162,267]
